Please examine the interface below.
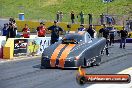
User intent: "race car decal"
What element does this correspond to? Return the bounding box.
[50,44,66,67]
[59,44,76,68]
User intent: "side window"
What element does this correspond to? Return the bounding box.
[85,33,92,43]
[87,33,91,38]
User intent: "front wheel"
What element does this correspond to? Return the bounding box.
[82,58,92,68]
[92,56,101,66]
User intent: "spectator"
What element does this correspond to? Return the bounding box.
[71,10,75,24]
[78,24,86,31]
[88,14,92,25]
[100,13,104,25]
[59,11,63,22]
[7,23,16,38]
[79,11,84,24]
[48,20,63,44]
[2,23,8,36]
[109,28,116,46]
[99,24,109,40]
[86,25,95,38]
[107,22,115,46]
[119,27,128,49]
[56,11,60,22]
[22,24,30,38]
[99,24,109,55]
[9,17,14,24]
[36,22,47,37]
[12,20,17,37]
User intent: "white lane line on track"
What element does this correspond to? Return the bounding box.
[86,67,132,88]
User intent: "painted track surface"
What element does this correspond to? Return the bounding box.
[0,45,132,88]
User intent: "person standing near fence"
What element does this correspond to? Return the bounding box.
[48,20,63,44]
[56,11,60,22]
[59,11,63,22]
[119,27,128,49]
[22,24,30,38]
[88,14,92,25]
[36,22,47,37]
[79,11,84,24]
[71,10,75,24]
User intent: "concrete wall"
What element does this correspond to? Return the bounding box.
[16,20,123,33]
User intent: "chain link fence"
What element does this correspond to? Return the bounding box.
[33,13,130,26]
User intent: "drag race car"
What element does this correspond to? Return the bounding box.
[41,31,106,69]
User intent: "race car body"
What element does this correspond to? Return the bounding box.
[41,31,106,68]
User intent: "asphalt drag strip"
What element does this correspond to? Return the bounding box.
[0,43,132,88]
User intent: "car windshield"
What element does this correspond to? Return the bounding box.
[62,34,84,44]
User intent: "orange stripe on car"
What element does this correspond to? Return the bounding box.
[59,44,76,68]
[50,44,66,67]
